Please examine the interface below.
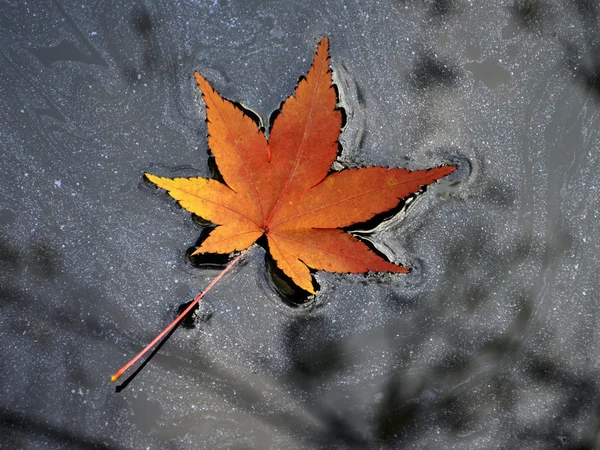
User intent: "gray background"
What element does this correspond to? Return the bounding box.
[1,0,599,448]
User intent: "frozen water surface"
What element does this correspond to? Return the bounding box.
[1,0,600,448]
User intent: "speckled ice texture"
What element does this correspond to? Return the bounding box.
[1,1,599,449]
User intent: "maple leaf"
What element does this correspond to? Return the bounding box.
[146,38,455,294]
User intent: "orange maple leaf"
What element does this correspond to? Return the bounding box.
[146,38,455,294]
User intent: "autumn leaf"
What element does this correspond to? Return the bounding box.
[146,37,455,294]
[111,38,456,383]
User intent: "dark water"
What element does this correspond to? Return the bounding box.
[1,1,600,448]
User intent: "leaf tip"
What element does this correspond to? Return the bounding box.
[144,172,161,186]
[317,36,329,50]
[444,164,457,174]
[194,72,212,95]
[378,262,410,275]
[193,71,203,82]
[316,36,331,63]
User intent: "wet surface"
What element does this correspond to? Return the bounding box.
[1,1,600,448]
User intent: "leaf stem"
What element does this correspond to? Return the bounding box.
[110,247,250,383]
